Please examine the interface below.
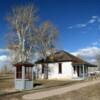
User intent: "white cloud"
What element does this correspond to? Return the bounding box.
[72,46,100,57]
[68,23,87,29]
[68,15,100,29]
[88,19,96,24]
[71,46,100,63]
[0,48,10,52]
[88,16,97,24]
[92,16,98,19]
[0,48,11,63]
[68,26,73,29]
[76,24,87,28]
[91,39,100,46]
[0,55,11,62]
[92,42,98,46]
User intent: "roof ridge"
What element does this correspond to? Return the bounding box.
[35,50,97,67]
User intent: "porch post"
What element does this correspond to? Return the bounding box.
[76,66,78,77]
[22,66,25,89]
[14,67,16,87]
[83,64,85,79]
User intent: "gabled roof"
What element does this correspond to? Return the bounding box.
[35,50,97,67]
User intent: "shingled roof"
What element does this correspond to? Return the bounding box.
[36,50,97,67]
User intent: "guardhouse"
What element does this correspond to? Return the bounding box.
[14,62,34,90]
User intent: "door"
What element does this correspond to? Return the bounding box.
[77,66,80,77]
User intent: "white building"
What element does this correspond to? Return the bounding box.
[35,51,97,80]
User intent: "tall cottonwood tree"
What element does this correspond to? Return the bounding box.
[6,4,59,79]
[35,21,58,59]
[6,4,38,63]
[35,21,58,79]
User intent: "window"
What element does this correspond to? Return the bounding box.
[58,63,62,74]
[42,64,45,74]
[84,67,87,73]
[16,67,22,78]
[73,66,76,73]
[81,66,83,73]
[25,67,32,80]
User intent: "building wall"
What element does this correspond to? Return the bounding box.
[36,62,74,80]
[72,66,78,78]
[15,79,33,90]
[15,79,24,90]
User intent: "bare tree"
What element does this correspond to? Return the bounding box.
[6,4,59,79]
[6,4,38,63]
[35,21,59,79]
[0,65,10,74]
[36,21,58,59]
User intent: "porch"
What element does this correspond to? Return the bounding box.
[72,64,88,79]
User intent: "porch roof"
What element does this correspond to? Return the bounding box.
[35,50,97,67]
[13,62,34,67]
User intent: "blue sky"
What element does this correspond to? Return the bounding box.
[0,0,100,66]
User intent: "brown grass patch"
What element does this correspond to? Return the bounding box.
[0,79,14,90]
[41,82,100,100]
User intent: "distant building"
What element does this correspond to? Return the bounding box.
[35,50,97,80]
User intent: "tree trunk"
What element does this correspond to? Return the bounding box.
[17,31,22,62]
[44,63,48,79]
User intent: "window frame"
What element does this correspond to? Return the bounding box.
[25,67,32,80]
[58,63,62,74]
[42,64,45,74]
[16,67,22,79]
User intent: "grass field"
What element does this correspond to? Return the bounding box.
[0,78,100,100]
[0,73,14,90]
[0,79,82,100]
[33,80,80,88]
[0,78,77,90]
[0,79,100,100]
[0,79,14,90]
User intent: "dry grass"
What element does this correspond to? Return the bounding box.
[0,73,14,90]
[1,79,100,100]
[0,73,14,95]
[33,80,79,88]
[0,79,81,100]
[0,79,14,90]
[41,82,100,100]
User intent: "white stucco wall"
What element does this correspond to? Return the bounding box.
[49,62,73,80]
[35,64,45,79]
[36,62,74,80]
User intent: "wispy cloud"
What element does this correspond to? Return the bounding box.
[68,16,99,29]
[68,26,73,29]
[0,49,10,63]
[88,19,96,24]
[76,24,87,28]
[91,39,100,47]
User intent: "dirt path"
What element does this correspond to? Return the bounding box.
[23,80,100,100]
